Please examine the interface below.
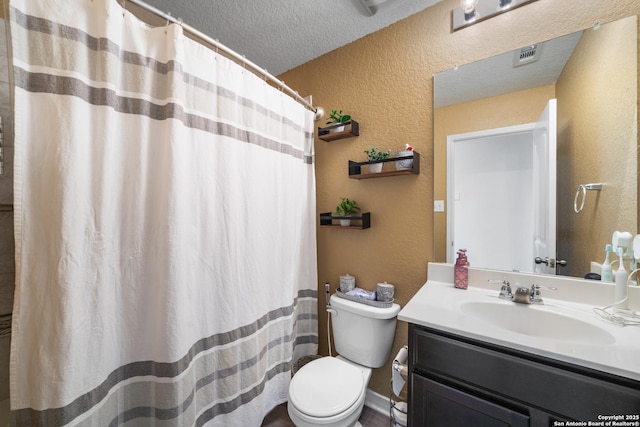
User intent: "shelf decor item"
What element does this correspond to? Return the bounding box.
[325,109,351,132]
[317,120,359,141]
[319,212,371,229]
[395,144,414,170]
[317,109,358,142]
[348,151,420,179]
[335,197,360,226]
[364,146,391,173]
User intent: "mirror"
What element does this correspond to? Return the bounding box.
[434,15,638,278]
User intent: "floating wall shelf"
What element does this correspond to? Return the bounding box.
[349,151,420,179]
[318,120,359,142]
[319,212,371,229]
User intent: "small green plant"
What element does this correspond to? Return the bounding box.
[326,109,351,126]
[364,146,391,162]
[336,197,360,217]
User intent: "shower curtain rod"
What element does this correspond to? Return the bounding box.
[126,0,318,115]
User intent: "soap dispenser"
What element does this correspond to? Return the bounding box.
[454,249,469,290]
[601,244,613,282]
[614,247,628,309]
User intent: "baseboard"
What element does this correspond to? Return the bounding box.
[365,388,390,416]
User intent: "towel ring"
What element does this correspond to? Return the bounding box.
[574,183,603,213]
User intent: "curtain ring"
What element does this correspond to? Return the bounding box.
[164,12,171,34]
[574,184,586,213]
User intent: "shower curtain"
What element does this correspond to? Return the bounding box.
[8,0,318,425]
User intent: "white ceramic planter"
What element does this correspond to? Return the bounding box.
[369,162,383,173]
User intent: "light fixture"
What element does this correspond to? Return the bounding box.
[452,0,538,32]
[460,0,479,21]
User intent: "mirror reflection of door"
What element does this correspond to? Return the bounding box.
[447,100,557,274]
[532,99,557,275]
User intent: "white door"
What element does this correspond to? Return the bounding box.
[532,99,558,274]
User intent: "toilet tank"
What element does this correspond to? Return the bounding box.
[329,294,401,368]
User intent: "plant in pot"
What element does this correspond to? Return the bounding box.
[364,146,391,173]
[336,197,360,226]
[325,109,351,133]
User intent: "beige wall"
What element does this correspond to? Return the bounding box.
[280,0,640,396]
[433,84,556,262]
[556,16,637,277]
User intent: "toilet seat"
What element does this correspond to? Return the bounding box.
[289,357,365,418]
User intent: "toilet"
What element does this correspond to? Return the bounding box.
[288,293,401,427]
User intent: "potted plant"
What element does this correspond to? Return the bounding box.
[325,109,352,133]
[336,197,360,226]
[364,146,391,173]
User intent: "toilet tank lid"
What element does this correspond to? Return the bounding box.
[330,294,400,319]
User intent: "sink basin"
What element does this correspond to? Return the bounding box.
[460,301,616,345]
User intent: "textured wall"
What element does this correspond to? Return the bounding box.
[556,16,637,277]
[279,0,640,397]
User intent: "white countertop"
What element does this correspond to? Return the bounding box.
[398,263,640,382]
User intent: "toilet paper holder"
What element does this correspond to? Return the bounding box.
[392,346,408,378]
[391,346,409,427]
[391,346,409,398]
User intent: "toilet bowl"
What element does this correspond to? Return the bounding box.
[287,293,400,427]
[287,356,371,427]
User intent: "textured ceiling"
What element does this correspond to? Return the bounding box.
[435,30,583,108]
[139,0,443,75]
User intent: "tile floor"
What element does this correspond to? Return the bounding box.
[261,403,391,427]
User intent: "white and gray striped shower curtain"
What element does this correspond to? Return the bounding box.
[8,0,318,425]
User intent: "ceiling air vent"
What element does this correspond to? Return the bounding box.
[513,44,541,67]
[359,0,406,16]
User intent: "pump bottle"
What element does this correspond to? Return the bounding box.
[601,244,613,282]
[454,249,469,290]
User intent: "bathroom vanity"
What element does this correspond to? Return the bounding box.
[399,263,640,426]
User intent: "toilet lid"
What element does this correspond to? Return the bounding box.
[289,357,365,418]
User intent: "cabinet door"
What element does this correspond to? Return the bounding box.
[412,375,529,427]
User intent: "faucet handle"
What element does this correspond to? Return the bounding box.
[530,284,557,304]
[488,279,513,300]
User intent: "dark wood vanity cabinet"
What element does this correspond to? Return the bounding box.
[408,324,640,427]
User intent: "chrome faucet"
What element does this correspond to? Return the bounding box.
[488,280,557,304]
[529,284,557,305]
[487,279,513,300]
